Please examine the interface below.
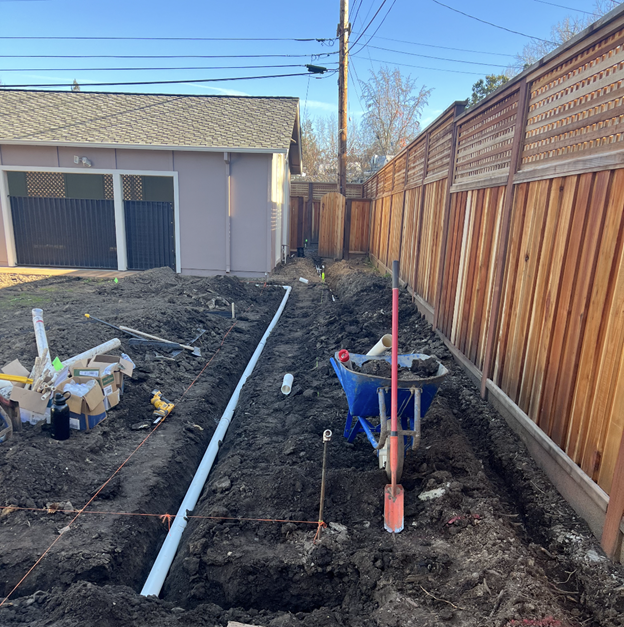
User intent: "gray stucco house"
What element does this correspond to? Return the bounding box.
[0,90,301,277]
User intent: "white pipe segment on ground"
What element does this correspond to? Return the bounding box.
[367,334,392,356]
[281,373,294,395]
[140,285,292,597]
[61,339,122,370]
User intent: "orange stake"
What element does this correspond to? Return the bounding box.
[384,260,404,533]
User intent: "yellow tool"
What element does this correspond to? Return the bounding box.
[150,389,175,421]
[0,374,33,385]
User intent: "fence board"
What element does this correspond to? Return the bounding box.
[493,183,530,384]
[400,187,420,285]
[567,169,624,462]
[349,200,370,253]
[318,192,345,258]
[388,192,404,265]
[580,228,624,482]
[526,176,578,422]
[518,179,565,412]
[538,173,594,437]
[550,171,611,448]
[501,179,550,403]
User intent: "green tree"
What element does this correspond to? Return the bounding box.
[468,74,510,107]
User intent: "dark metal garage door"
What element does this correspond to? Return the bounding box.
[10,196,117,268]
[124,200,176,271]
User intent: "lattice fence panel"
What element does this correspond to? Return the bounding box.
[406,140,427,187]
[122,175,143,201]
[393,154,407,193]
[454,88,520,184]
[426,115,454,178]
[103,175,114,200]
[26,172,65,198]
[521,27,624,168]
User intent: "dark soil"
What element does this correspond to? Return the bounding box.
[0,258,623,627]
[351,356,439,380]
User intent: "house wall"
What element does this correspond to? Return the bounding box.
[230,152,270,274]
[0,144,278,277]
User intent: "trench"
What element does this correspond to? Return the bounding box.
[0,273,285,600]
[157,258,622,627]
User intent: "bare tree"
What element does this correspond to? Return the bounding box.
[301,117,323,179]
[359,66,431,156]
[511,1,621,72]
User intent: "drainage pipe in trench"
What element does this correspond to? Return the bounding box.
[141,285,292,597]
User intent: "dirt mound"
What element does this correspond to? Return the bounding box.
[1,257,623,627]
[0,270,283,604]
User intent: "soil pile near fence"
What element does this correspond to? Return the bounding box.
[0,259,622,627]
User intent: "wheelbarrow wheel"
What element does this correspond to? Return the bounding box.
[383,434,404,482]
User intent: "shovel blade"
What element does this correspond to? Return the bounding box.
[192,347,202,357]
[384,484,404,533]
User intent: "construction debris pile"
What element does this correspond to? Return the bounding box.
[0,308,134,441]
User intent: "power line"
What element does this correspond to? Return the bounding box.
[350,31,516,57]
[350,0,391,49]
[430,0,557,44]
[0,52,339,60]
[0,35,337,42]
[348,62,366,112]
[0,63,338,72]
[0,71,334,89]
[365,56,486,75]
[357,44,509,67]
[533,0,594,14]
[351,0,365,29]
[351,0,398,55]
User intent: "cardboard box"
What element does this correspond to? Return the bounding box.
[58,379,106,431]
[103,389,120,411]
[88,354,135,378]
[11,386,51,421]
[68,406,106,431]
[2,359,30,388]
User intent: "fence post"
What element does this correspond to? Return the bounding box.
[412,132,430,299]
[433,104,463,330]
[343,198,352,260]
[602,428,624,560]
[480,78,530,398]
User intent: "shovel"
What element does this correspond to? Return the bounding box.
[119,326,202,357]
[384,260,404,534]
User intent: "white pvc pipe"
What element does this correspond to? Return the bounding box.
[367,334,392,356]
[61,339,122,370]
[31,308,52,368]
[281,373,293,395]
[141,285,292,597]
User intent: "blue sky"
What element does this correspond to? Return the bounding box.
[0,0,610,128]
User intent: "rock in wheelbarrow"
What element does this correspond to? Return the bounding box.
[409,356,439,377]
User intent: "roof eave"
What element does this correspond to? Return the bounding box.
[288,104,303,175]
[0,139,288,154]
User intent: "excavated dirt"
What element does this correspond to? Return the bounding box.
[351,356,439,380]
[0,258,623,627]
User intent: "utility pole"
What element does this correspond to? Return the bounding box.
[338,0,349,197]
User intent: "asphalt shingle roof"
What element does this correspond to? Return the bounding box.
[0,90,299,151]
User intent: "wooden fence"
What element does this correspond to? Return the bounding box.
[364,7,624,559]
[289,182,364,251]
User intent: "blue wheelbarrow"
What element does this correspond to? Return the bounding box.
[331,352,448,481]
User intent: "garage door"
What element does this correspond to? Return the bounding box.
[9,172,117,268]
[7,172,176,270]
